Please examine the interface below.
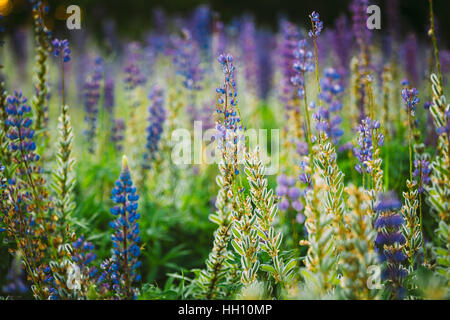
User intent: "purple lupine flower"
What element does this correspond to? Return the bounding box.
[413,159,431,194]
[402,33,419,86]
[72,235,98,279]
[83,57,103,153]
[350,0,371,52]
[104,74,115,113]
[315,67,344,145]
[386,0,400,41]
[296,212,306,224]
[124,42,146,92]
[279,20,301,111]
[276,173,304,213]
[212,20,227,58]
[189,5,212,57]
[291,39,315,99]
[239,17,259,95]
[257,30,275,100]
[2,254,28,295]
[11,28,28,78]
[330,15,353,80]
[111,118,125,152]
[0,14,5,47]
[401,87,420,116]
[296,141,309,156]
[172,29,204,91]
[52,38,71,62]
[298,160,313,190]
[435,110,450,136]
[374,191,407,299]
[440,50,450,75]
[108,156,141,299]
[143,85,166,167]
[216,53,241,131]
[308,11,323,38]
[353,117,384,174]
[5,91,37,158]
[215,53,245,169]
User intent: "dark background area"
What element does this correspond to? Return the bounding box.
[2,0,450,47]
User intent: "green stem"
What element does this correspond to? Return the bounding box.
[407,112,413,182]
[419,192,427,266]
[429,0,443,86]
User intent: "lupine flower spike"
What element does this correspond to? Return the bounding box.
[107,155,142,299]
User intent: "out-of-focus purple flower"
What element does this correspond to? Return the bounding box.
[189,5,211,57]
[413,159,431,194]
[172,29,204,91]
[104,76,115,113]
[315,67,344,145]
[338,141,353,153]
[2,254,28,295]
[279,198,290,211]
[330,15,353,80]
[144,85,166,167]
[240,17,259,96]
[424,101,433,110]
[124,42,146,91]
[296,141,308,156]
[213,19,227,58]
[402,33,419,86]
[350,0,371,52]
[292,39,315,99]
[279,20,301,111]
[111,118,125,152]
[83,57,103,152]
[277,173,304,213]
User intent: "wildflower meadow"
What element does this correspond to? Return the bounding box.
[0,0,449,302]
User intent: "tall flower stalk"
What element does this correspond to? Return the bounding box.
[30,0,51,135]
[108,155,142,299]
[196,54,244,299]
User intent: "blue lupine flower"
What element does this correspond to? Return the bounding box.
[314,68,344,145]
[143,85,166,167]
[83,57,103,152]
[279,20,301,111]
[353,117,384,174]
[51,38,71,62]
[374,191,407,299]
[107,156,141,299]
[124,42,147,91]
[72,235,98,279]
[172,29,204,91]
[291,39,315,99]
[413,159,431,194]
[276,174,304,213]
[2,254,28,295]
[308,11,323,38]
[401,87,420,116]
